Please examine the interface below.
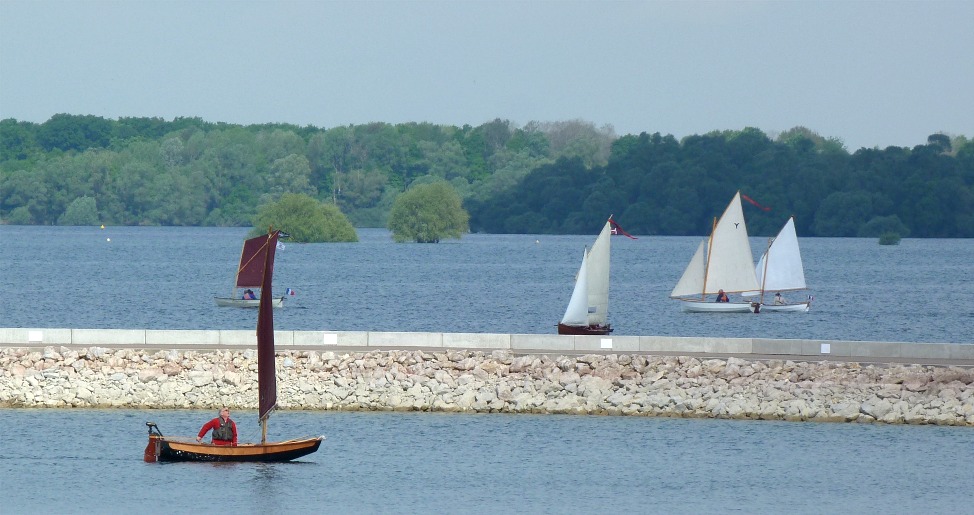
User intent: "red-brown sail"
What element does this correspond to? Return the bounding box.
[236,236,273,288]
[144,228,322,462]
[256,230,279,423]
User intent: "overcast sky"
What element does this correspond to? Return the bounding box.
[1,0,971,151]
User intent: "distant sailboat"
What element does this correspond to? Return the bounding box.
[749,216,812,313]
[670,192,760,313]
[214,233,285,308]
[558,218,613,335]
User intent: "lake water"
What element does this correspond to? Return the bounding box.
[0,225,972,343]
[2,409,973,514]
[2,227,973,513]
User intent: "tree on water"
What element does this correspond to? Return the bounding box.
[387,182,469,243]
[251,193,357,243]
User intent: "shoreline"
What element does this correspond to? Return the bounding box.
[2,346,972,426]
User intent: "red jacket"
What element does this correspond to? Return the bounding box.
[198,416,238,446]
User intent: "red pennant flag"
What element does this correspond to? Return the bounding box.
[608,217,638,239]
[741,194,771,211]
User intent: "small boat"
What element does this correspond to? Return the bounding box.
[747,216,812,313]
[670,192,761,313]
[558,218,613,335]
[214,296,284,308]
[214,234,285,308]
[146,229,323,463]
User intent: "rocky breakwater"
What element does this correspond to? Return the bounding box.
[1,346,972,426]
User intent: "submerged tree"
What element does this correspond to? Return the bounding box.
[387,182,469,243]
[251,193,357,243]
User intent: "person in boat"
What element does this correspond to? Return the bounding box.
[774,292,786,305]
[197,407,238,446]
[243,289,256,300]
[715,289,729,302]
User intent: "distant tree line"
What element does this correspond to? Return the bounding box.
[1,115,971,237]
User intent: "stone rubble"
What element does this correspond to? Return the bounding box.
[1,346,972,426]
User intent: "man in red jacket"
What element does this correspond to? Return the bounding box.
[197,407,237,446]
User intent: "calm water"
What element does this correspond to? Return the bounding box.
[2,227,973,513]
[1,409,972,514]
[0,225,972,343]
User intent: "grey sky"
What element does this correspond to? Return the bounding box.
[1,0,971,151]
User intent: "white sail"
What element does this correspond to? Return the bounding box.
[757,216,806,292]
[561,220,611,326]
[670,240,706,297]
[703,192,760,294]
[585,221,612,326]
[560,250,590,325]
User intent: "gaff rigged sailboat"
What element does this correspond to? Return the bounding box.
[214,234,285,308]
[558,218,613,335]
[145,229,323,463]
[670,192,760,313]
[747,216,812,313]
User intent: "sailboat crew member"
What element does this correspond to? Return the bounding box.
[197,407,238,446]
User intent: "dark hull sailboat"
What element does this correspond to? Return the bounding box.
[556,323,613,336]
[145,229,323,463]
[557,218,615,335]
[144,423,321,463]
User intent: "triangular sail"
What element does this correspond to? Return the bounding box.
[560,250,590,325]
[671,240,706,297]
[757,216,806,292]
[703,192,760,294]
[584,221,612,326]
[255,231,280,427]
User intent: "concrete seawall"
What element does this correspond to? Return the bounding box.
[3,328,974,362]
[1,328,972,425]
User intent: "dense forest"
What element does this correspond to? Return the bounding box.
[1,114,972,237]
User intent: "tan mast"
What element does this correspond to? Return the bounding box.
[701,216,717,300]
[759,236,773,305]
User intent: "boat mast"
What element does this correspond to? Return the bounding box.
[701,216,717,300]
[256,227,279,445]
[759,236,772,305]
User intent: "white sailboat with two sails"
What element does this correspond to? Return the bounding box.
[747,216,812,313]
[670,192,761,313]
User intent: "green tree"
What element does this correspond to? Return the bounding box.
[387,182,469,243]
[251,193,357,243]
[58,196,99,225]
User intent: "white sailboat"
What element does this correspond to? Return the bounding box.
[749,216,812,313]
[670,192,760,313]
[558,219,612,334]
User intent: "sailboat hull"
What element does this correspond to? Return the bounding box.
[557,323,612,335]
[214,297,284,308]
[679,300,756,313]
[145,435,322,463]
[756,302,811,313]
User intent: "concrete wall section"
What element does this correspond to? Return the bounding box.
[368,331,442,348]
[72,328,145,346]
[511,333,571,351]
[292,331,368,347]
[573,335,640,352]
[0,328,72,346]
[146,330,219,347]
[442,332,511,349]
[0,328,971,363]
